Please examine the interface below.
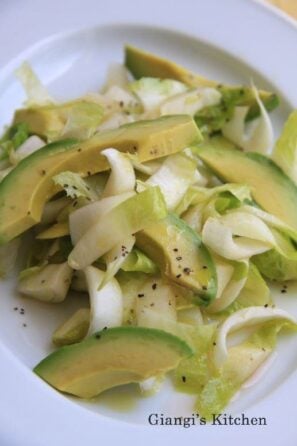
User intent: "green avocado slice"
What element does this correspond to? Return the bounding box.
[34,326,194,398]
[136,213,217,305]
[125,45,278,124]
[196,144,297,231]
[0,115,201,243]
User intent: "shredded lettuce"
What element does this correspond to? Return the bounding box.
[253,229,297,281]
[15,62,53,106]
[59,101,104,139]
[53,171,98,201]
[224,263,270,314]
[0,122,30,161]
[130,77,187,112]
[146,153,197,210]
[175,183,252,217]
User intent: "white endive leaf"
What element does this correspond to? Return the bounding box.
[101,235,135,288]
[84,266,123,335]
[202,216,274,260]
[146,153,197,210]
[208,258,248,313]
[70,192,134,245]
[9,135,45,165]
[101,148,136,197]
[222,86,273,154]
[213,307,296,368]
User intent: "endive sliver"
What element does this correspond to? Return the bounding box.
[219,211,276,244]
[213,307,296,368]
[222,86,273,154]
[70,191,134,245]
[101,148,136,197]
[68,187,167,269]
[202,217,273,260]
[101,235,135,288]
[146,153,197,210]
[84,266,123,335]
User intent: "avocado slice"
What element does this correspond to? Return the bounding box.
[136,213,217,305]
[0,115,201,243]
[196,143,297,231]
[125,45,278,122]
[13,100,104,140]
[34,326,193,398]
[52,308,90,347]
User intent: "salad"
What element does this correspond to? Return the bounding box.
[1,45,297,419]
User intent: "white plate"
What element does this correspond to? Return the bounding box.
[0,1,297,445]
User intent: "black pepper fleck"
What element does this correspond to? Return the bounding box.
[181,376,186,383]
[138,293,145,298]
[152,283,157,290]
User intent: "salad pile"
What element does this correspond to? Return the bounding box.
[1,45,297,418]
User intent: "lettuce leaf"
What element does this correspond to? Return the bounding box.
[253,229,297,281]
[15,62,53,106]
[0,122,30,161]
[53,171,98,201]
[145,153,197,210]
[130,77,187,112]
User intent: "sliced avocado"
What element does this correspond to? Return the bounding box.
[136,213,217,305]
[125,45,278,123]
[18,262,73,303]
[52,308,90,347]
[34,326,193,398]
[0,115,201,243]
[196,144,297,231]
[13,100,104,140]
[36,222,69,239]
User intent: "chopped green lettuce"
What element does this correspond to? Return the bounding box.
[0,122,30,160]
[53,171,98,201]
[129,77,187,112]
[15,62,53,106]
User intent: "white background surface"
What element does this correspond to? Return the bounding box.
[0,1,297,445]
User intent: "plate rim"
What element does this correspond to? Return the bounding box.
[0,1,297,445]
